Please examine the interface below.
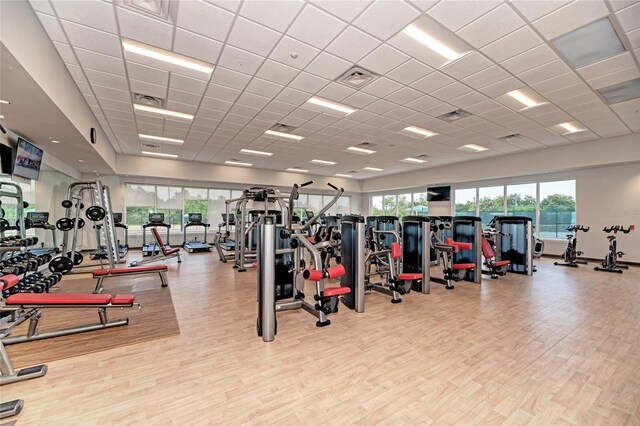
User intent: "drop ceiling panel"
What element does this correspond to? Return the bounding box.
[456,4,525,49]
[532,0,609,40]
[427,0,502,32]
[116,7,174,49]
[358,44,410,75]
[52,0,118,34]
[286,5,346,49]
[270,37,320,69]
[173,29,224,64]
[239,0,304,32]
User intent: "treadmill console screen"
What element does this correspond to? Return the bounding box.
[27,212,49,224]
[188,213,202,223]
[306,211,314,219]
[149,213,165,223]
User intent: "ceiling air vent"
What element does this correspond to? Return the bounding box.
[498,134,523,142]
[141,143,160,151]
[269,123,297,133]
[347,170,358,174]
[415,154,429,159]
[120,0,175,22]
[357,142,376,147]
[134,93,165,108]
[337,66,379,88]
[437,109,473,122]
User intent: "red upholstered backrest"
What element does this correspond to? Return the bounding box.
[0,274,20,291]
[391,242,402,259]
[151,227,170,255]
[481,237,495,259]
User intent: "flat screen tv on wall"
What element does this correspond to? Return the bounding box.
[13,137,43,180]
[427,186,451,202]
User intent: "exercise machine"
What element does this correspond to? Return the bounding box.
[554,225,590,267]
[594,225,634,273]
[481,229,511,278]
[131,227,181,267]
[430,222,476,290]
[183,213,212,252]
[400,216,431,293]
[142,213,171,256]
[25,212,58,255]
[214,213,236,262]
[493,216,535,275]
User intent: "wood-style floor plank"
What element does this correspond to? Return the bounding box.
[1,254,638,425]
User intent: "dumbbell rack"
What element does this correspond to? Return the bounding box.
[0,250,63,297]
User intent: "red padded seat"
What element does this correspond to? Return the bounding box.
[111,294,135,305]
[0,274,19,291]
[490,260,510,267]
[397,273,423,281]
[390,242,402,259]
[452,263,476,270]
[446,238,472,251]
[93,265,168,277]
[6,293,113,305]
[323,286,351,297]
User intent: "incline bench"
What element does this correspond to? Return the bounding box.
[130,227,181,267]
[92,264,169,293]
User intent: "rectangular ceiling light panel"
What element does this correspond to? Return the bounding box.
[457,144,489,153]
[134,104,194,120]
[139,134,184,145]
[335,173,352,178]
[240,149,273,156]
[286,168,309,173]
[225,160,252,167]
[500,88,548,110]
[402,126,438,138]
[552,121,587,134]
[345,146,376,155]
[122,38,213,74]
[310,159,336,165]
[141,151,178,158]
[401,157,427,163]
[598,78,640,104]
[553,19,625,69]
[306,96,356,115]
[264,130,304,141]
[363,167,383,171]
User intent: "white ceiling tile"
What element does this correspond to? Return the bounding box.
[201,96,233,111]
[587,66,640,90]
[62,20,122,57]
[465,99,503,114]
[365,99,399,114]
[287,72,328,95]
[427,0,502,32]
[423,103,456,117]
[173,29,223,64]
[74,47,125,75]
[84,68,128,90]
[509,0,572,22]
[359,44,410,75]
[628,27,640,49]
[92,84,131,103]
[126,61,168,87]
[440,52,493,80]
[170,73,208,95]
[325,26,380,62]
[576,52,635,80]
[411,71,455,93]
[28,0,55,15]
[615,1,640,32]
[462,65,511,89]
[305,52,351,80]
[129,78,167,99]
[245,77,284,98]
[66,63,86,82]
[407,0,439,12]
[116,7,173,49]
[386,59,433,84]
[361,77,403,97]
[456,4,526,48]
[36,12,67,43]
[517,59,571,85]
[97,98,133,112]
[317,82,357,102]
[287,5,347,49]
[480,26,543,63]
[405,94,441,111]
[532,0,609,40]
[217,45,265,75]
[168,88,202,105]
[385,86,423,104]
[339,91,377,109]
[449,91,490,109]
[275,87,311,105]
[52,0,117,34]
[228,17,282,57]
[353,0,420,40]
[311,0,373,22]
[256,59,299,85]
[270,36,320,70]
[176,0,234,42]
[531,72,581,94]
[240,0,304,32]
[477,76,524,97]
[500,43,558,75]
[265,99,297,115]
[431,82,472,101]
[52,41,78,65]
[210,68,252,90]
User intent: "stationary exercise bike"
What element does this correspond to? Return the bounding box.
[554,225,589,267]
[594,225,634,274]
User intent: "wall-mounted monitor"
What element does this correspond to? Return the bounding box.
[0,144,14,175]
[427,186,451,202]
[13,137,43,180]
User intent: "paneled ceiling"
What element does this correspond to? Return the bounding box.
[27,0,640,179]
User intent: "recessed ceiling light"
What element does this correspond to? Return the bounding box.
[134,104,194,121]
[363,167,383,171]
[240,148,273,156]
[141,151,178,158]
[310,159,336,165]
[306,96,356,115]
[345,146,376,155]
[598,78,640,104]
[0,99,9,105]
[286,167,309,173]
[552,18,625,69]
[122,38,214,74]
[458,144,489,153]
[335,173,353,178]
[506,89,544,109]
[401,157,427,164]
[51,139,60,144]
[264,130,304,141]
[557,122,586,134]
[139,134,184,145]
[225,160,252,167]
[402,22,464,61]
[92,170,97,173]
[403,126,438,138]
[78,159,84,163]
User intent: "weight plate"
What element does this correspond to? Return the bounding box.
[61,200,72,208]
[15,217,33,230]
[85,206,106,221]
[0,218,8,232]
[56,218,73,231]
[77,218,85,229]
[48,257,73,274]
[0,207,4,218]
[66,250,84,266]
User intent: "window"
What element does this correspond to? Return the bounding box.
[334,195,351,215]
[156,186,183,230]
[184,187,208,226]
[454,188,476,216]
[125,184,155,231]
[397,193,411,218]
[412,192,428,216]
[478,186,504,226]
[383,195,397,216]
[539,180,576,238]
[506,183,536,224]
[208,189,231,227]
[371,196,383,216]
[307,195,324,215]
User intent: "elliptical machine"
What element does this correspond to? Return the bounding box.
[554,225,589,267]
[594,225,634,273]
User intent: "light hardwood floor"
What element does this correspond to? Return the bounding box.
[2,253,639,425]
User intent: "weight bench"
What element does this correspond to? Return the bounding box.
[92,264,169,293]
[0,274,139,385]
[130,227,181,267]
[481,237,510,279]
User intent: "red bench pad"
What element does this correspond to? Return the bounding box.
[6,293,113,305]
[390,242,402,259]
[163,248,180,256]
[323,286,351,297]
[490,260,510,267]
[111,294,135,305]
[93,265,168,277]
[452,263,476,270]
[0,274,20,291]
[397,273,423,281]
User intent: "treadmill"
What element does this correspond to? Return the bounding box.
[183,213,211,252]
[142,213,171,256]
[26,212,59,255]
[218,213,236,251]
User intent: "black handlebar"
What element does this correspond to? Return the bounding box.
[327,182,339,191]
[566,225,589,232]
[300,180,314,188]
[603,225,633,234]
